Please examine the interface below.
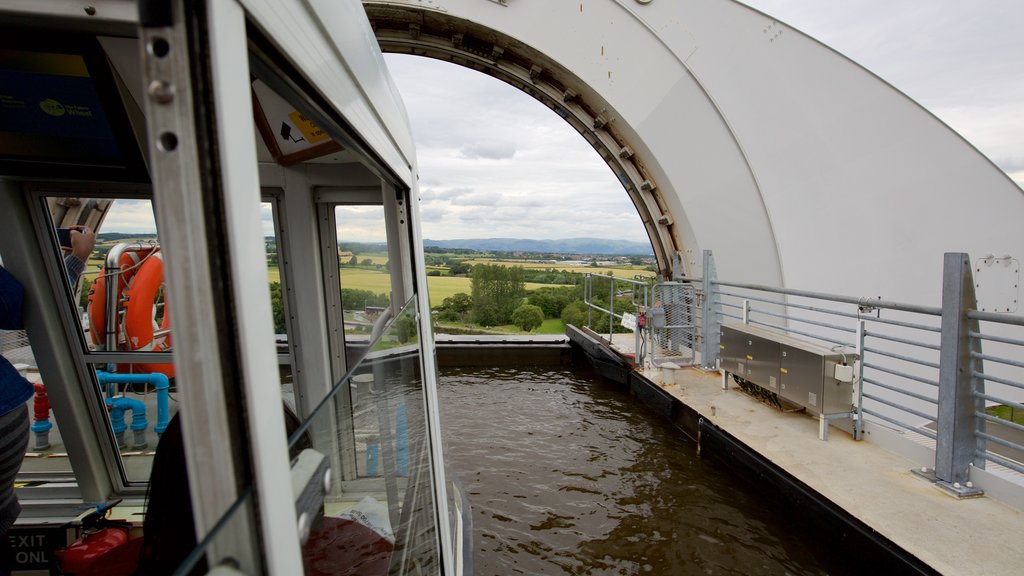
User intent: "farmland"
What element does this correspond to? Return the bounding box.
[263,265,569,308]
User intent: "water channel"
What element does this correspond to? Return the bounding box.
[438,364,861,576]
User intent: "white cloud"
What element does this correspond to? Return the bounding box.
[385,53,645,243]
[335,205,387,243]
[460,141,517,160]
[102,199,156,234]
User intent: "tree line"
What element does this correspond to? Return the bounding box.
[265,263,638,335]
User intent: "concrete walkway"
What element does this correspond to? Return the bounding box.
[627,354,1023,575]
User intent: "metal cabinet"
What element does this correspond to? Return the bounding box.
[722,324,855,417]
[720,324,780,391]
[779,344,852,414]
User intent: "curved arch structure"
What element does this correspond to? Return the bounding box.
[366,0,1023,304]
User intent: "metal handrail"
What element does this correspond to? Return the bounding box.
[686,251,1024,492]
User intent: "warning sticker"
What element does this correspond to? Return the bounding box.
[287,111,330,144]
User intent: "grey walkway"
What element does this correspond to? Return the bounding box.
[607,334,1024,576]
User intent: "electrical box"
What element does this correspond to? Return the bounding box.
[721,324,855,417]
[719,324,779,392]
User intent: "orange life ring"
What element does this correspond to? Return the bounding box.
[86,248,174,379]
[87,248,155,347]
[122,252,174,378]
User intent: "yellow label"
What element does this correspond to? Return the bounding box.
[288,111,330,144]
[780,367,788,374]
[746,355,753,360]
[719,344,725,349]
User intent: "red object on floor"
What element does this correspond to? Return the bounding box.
[303,517,394,576]
[32,383,49,422]
[55,527,142,576]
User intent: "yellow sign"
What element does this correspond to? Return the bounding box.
[287,111,330,144]
[780,367,788,374]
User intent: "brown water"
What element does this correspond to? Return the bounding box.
[439,365,859,576]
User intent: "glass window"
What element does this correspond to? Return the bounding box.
[42,197,174,481]
[43,197,169,359]
[292,298,440,574]
[334,204,391,367]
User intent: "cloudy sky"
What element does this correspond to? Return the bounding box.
[383,0,1023,245]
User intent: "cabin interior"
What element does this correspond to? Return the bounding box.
[1,6,456,574]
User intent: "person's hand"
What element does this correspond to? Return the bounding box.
[70,226,96,261]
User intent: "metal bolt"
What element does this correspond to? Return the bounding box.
[148,80,175,105]
[297,511,310,542]
[84,6,97,16]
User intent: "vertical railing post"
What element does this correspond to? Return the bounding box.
[854,320,866,440]
[700,250,720,370]
[585,273,592,329]
[609,275,615,341]
[933,252,984,497]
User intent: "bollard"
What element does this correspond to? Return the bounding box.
[31,383,52,450]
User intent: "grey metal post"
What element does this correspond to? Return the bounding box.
[700,250,720,370]
[854,320,866,440]
[932,253,984,497]
[586,274,592,329]
[609,275,615,341]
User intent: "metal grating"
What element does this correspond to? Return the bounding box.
[651,282,699,367]
[0,329,35,368]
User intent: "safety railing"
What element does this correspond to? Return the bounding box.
[968,309,1024,476]
[583,273,653,366]
[681,250,1023,497]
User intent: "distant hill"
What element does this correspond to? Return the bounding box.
[423,237,652,256]
[97,232,158,241]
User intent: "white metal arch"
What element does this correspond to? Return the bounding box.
[366,0,1023,305]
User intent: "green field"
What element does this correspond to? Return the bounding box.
[336,268,567,307]
[537,318,566,334]
[269,266,553,307]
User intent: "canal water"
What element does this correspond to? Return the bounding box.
[438,365,859,576]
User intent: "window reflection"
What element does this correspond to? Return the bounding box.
[295,299,440,575]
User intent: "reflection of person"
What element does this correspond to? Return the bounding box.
[63,225,96,287]
[0,266,33,573]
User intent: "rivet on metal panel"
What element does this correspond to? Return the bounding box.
[148,80,175,105]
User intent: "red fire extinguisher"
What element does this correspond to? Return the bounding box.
[55,500,142,576]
